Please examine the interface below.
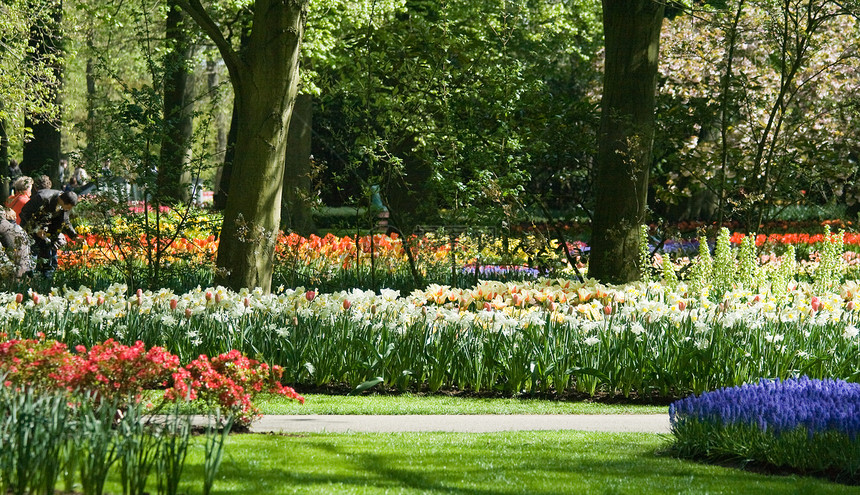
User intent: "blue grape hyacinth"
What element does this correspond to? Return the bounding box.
[670,377,860,439]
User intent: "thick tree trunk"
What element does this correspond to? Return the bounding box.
[282,93,316,235]
[589,0,664,284]
[211,0,308,291]
[213,104,237,211]
[159,1,194,203]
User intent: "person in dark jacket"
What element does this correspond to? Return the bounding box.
[0,207,31,278]
[19,189,78,277]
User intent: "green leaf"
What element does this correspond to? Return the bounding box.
[349,377,385,396]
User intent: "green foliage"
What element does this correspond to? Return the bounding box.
[670,418,860,482]
[689,234,713,297]
[737,233,758,290]
[662,252,679,291]
[0,387,233,495]
[639,224,652,283]
[0,0,63,155]
[814,225,846,294]
[712,227,734,296]
[311,0,602,231]
[655,0,860,226]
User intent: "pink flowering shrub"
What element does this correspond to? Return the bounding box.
[0,335,304,427]
[0,334,74,390]
[167,349,305,425]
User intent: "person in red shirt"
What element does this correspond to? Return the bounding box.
[5,176,33,224]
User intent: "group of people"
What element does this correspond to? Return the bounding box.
[2,160,79,279]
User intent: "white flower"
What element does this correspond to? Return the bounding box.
[843,325,859,339]
[584,336,600,346]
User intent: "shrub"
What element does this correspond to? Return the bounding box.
[0,336,304,427]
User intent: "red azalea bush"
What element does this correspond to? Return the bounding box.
[0,335,303,427]
[167,349,305,425]
[0,334,74,390]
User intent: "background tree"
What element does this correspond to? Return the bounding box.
[653,0,860,228]
[176,0,309,291]
[309,0,601,237]
[0,0,62,190]
[22,0,64,183]
[588,0,664,284]
[158,0,195,204]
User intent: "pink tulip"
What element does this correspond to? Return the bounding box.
[343,299,351,310]
[15,293,23,304]
[244,297,250,308]
[603,305,612,315]
[678,300,686,311]
[170,299,178,310]
[305,290,316,302]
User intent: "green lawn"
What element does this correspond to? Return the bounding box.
[157,431,855,495]
[256,393,668,415]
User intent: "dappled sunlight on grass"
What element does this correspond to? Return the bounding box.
[170,432,854,495]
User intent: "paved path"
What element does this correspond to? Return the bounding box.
[247,414,671,434]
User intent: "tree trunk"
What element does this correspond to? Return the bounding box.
[282,93,316,235]
[178,0,309,291]
[159,0,194,204]
[0,117,8,199]
[214,104,237,211]
[212,28,250,212]
[589,0,664,284]
[23,0,63,182]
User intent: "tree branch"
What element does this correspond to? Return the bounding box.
[173,0,246,91]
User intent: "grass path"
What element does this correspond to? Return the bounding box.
[256,393,668,415]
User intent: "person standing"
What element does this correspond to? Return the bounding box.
[19,189,78,277]
[58,158,69,186]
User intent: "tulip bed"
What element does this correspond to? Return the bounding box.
[2,273,858,399]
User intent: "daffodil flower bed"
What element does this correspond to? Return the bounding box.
[669,377,860,481]
[2,277,858,397]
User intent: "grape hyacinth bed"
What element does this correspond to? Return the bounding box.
[669,377,860,481]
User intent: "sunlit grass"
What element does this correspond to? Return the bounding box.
[256,393,668,415]
[109,431,853,495]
